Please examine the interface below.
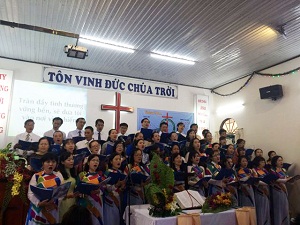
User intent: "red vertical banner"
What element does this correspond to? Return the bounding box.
[0,69,13,148]
[195,95,209,135]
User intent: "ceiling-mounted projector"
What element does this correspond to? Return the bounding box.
[64,44,88,59]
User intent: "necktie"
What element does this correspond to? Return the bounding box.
[25,133,30,141]
[98,132,101,140]
[78,130,82,137]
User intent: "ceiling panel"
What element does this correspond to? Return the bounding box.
[0,0,300,88]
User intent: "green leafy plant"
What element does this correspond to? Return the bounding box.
[145,154,181,217]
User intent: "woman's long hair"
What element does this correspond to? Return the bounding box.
[58,151,76,180]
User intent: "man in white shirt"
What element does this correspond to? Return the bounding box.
[13,119,40,148]
[13,119,40,157]
[118,122,129,136]
[67,117,86,139]
[118,122,129,142]
[44,117,66,140]
[158,122,168,136]
[92,119,106,141]
[76,126,94,150]
[176,122,186,137]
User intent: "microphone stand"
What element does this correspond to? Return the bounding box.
[184,164,195,190]
[126,163,148,225]
[122,138,133,225]
[127,166,133,225]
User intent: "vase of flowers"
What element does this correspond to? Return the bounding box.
[145,154,181,217]
[0,143,32,221]
[202,192,235,213]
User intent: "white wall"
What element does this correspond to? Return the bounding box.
[2,56,299,174]
[212,57,300,174]
[0,57,213,145]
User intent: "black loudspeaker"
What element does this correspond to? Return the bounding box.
[259,85,283,100]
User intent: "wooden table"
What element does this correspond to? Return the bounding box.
[0,180,29,225]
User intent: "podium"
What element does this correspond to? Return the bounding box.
[0,180,29,225]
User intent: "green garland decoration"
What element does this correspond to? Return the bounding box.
[211,73,254,96]
[255,67,300,77]
[211,66,300,96]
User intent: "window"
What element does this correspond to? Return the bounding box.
[220,118,238,144]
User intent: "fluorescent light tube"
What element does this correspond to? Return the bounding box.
[79,36,135,53]
[150,52,195,65]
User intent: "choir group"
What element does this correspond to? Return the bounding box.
[13,117,295,225]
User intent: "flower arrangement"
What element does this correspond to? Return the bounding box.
[202,192,234,213]
[0,143,32,220]
[145,154,181,217]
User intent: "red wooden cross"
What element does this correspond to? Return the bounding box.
[162,112,173,124]
[101,92,134,133]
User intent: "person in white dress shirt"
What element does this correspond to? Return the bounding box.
[67,117,86,139]
[92,119,107,141]
[13,119,40,147]
[176,122,186,137]
[118,122,128,138]
[13,119,40,156]
[76,126,94,151]
[158,121,168,136]
[44,117,66,140]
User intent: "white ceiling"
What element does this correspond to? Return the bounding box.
[1,0,300,89]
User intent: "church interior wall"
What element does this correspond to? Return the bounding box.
[212,56,300,175]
